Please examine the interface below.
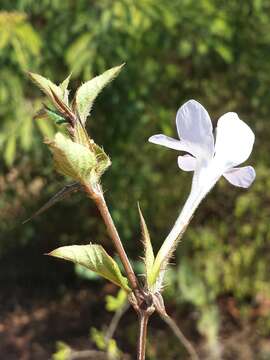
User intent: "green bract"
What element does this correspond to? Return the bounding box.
[138,204,155,289]
[46,132,97,184]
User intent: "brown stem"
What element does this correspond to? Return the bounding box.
[161,314,199,360]
[137,312,149,360]
[84,184,140,295]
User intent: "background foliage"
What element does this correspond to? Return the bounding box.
[1,0,270,358]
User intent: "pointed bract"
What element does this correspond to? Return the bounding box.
[138,204,155,287]
[23,182,82,224]
[46,132,97,183]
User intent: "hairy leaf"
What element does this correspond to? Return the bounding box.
[46,132,96,183]
[92,142,111,177]
[28,72,64,102]
[75,64,124,123]
[60,73,71,104]
[49,244,131,291]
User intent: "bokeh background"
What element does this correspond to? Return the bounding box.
[0,1,270,359]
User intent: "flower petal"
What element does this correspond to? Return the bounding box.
[214,112,255,168]
[176,100,215,158]
[148,134,196,155]
[177,155,197,171]
[223,166,256,188]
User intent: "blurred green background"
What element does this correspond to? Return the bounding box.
[0,0,270,359]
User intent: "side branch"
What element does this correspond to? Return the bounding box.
[161,314,199,360]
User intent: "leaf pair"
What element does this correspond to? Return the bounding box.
[29,64,124,126]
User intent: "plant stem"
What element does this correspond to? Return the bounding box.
[137,312,149,360]
[161,314,199,360]
[84,184,140,295]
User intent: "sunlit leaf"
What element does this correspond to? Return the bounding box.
[49,244,131,291]
[28,72,63,102]
[75,64,124,124]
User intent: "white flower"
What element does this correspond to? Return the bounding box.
[148,100,256,289]
[149,99,255,222]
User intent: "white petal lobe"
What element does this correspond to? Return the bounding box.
[176,100,215,158]
[215,112,255,169]
[177,155,197,171]
[223,166,256,188]
[148,134,196,155]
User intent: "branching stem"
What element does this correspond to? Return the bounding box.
[161,314,199,360]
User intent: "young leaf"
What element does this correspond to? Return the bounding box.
[73,121,91,147]
[138,204,155,287]
[49,88,76,125]
[92,142,111,177]
[28,72,64,102]
[49,244,131,292]
[46,132,97,183]
[23,182,82,224]
[35,107,68,125]
[105,289,127,312]
[75,64,124,124]
[60,73,71,104]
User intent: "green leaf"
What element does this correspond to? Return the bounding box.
[46,132,97,183]
[92,142,111,177]
[52,341,71,360]
[105,289,127,312]
[4,134,16,166]
[75,64,124,123]
[35,107,68,125]
[138,204,155,287]
[49,244,131,292]
[90,328,121,358]
[28,72,64,102]
[60,73,71,104]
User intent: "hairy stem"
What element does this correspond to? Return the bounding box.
[84,184,140,295]
[137,312,149,360]
[161,314,199,360]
